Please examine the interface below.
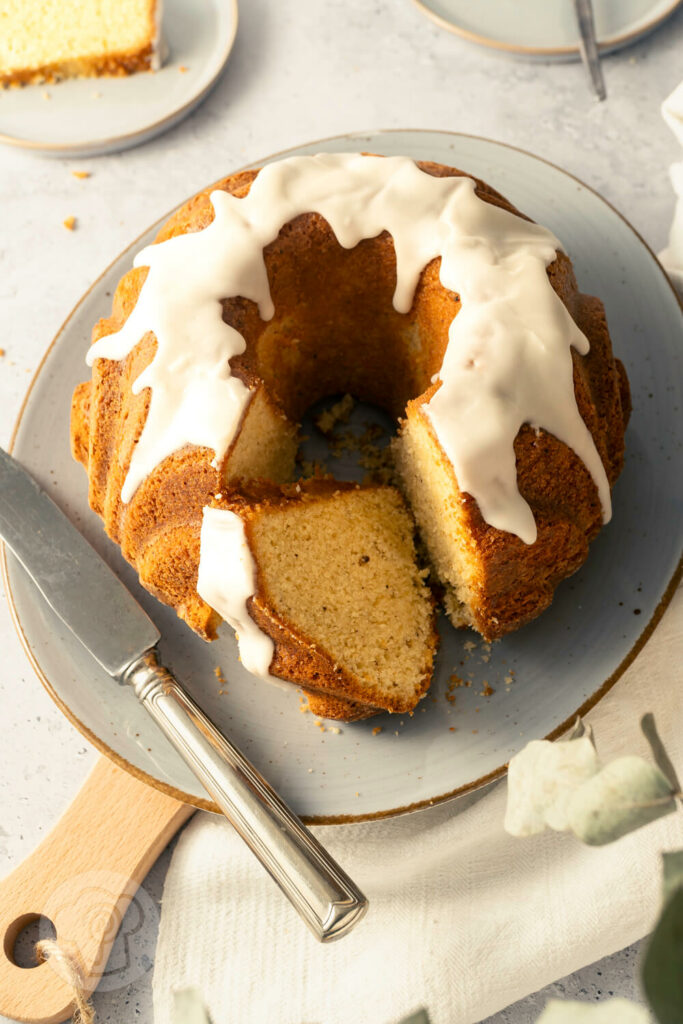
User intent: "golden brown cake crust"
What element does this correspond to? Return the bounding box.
[0,0,159,88]
[0,48,155,88]
[71,156,630,712]
[303,690,379,722]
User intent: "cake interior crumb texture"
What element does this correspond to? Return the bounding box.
[241,484,436,711]
[0,0,159,86]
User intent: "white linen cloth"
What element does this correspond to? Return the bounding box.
[658,81,683,298]
[153,585,683,1024]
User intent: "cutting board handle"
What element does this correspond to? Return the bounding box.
[0,757,193,1024]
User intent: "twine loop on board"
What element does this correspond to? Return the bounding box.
[35,939,95,1024]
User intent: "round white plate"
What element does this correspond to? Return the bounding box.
[0,0,238,157]
[4,130,682,823]
[412,0,683,58]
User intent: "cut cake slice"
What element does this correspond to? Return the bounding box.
[0,0,161,87]
[202,480,438,720]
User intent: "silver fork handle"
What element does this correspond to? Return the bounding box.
[123,650,368,942]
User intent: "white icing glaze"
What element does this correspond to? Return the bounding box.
[425,232,610,543]
[87,151,616,665]
[197,507,278,681]
[86,151,610,542]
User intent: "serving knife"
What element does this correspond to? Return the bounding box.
[0,447,368,942]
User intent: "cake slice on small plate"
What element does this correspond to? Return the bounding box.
[0,0,162,87]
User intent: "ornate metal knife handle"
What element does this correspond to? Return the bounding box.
[123,650,368,942]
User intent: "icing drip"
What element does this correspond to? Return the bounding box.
[87,152,611,541]
[197,507,277,680]
[425,238,610,543]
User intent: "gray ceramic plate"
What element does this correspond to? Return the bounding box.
[0,0,238,157]
[412,0,683,58]
[4,130,682,823]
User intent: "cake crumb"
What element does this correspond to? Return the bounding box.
[449,726,456,732]
[63,216,77,231]
[371,726,382,736]
[92,91,102,98]
[329,726,341,735]
[463,640,477,652]
[179,64,189,73]
[481,683,495,697]
[315,393,354,435]
[298,458,328,479]
[214,665,227,688]
[359,441,396,486]
[71,170,91,180]
[0,348,5,357]
[42,90,51,100]
[327,429,358,457]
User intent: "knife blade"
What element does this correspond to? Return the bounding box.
[0,447,368,942]
[0,448,159,678]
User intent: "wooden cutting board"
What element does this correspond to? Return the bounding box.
[0,758,194,1024]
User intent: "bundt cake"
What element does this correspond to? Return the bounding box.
[70,152,631,721]
[0,0,161,88]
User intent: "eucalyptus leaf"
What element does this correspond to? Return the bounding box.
[536,998,651,1023]
[567,757,677,846]
[505,736,599,836]
[640,714,681,793]
[397,1010,431,1024]
[172,988,213,1024]
[642,887,683,1024]
[662,849,683,905]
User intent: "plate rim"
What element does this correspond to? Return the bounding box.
[410,0,683,57]
[3,128,682,825]
[0,0,239,156]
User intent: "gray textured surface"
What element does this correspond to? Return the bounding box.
[0,0,680,1020]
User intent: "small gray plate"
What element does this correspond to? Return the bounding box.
[412,0,683,59]
[4,130,682,822]
[0,0,238,158]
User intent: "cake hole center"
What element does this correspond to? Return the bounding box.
[297,394,397,486]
